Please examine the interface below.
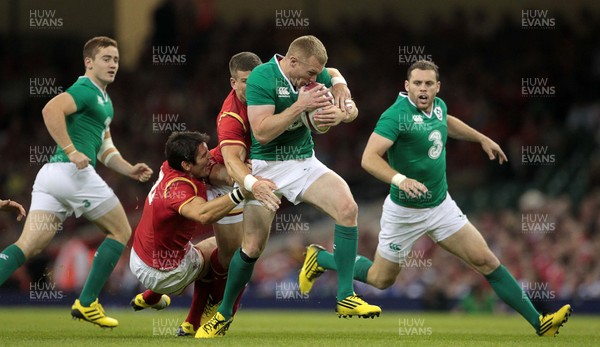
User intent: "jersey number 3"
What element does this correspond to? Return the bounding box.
[428,130,443,159]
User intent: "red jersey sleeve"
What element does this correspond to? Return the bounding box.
[217,112,247,149]
[163,178,200,214]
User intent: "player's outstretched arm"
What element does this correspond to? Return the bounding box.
[179,189,245,225]
[362,132,428,198]
[447,115,508,164]
[0,199,26,221]
[98,129,153,182]
[42,93,91,169]
[222,145,280,212]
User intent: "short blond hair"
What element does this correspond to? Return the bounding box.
[286,35,328,65]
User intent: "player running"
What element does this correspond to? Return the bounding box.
[197,35,375,339]
[0,36,153,328]
[299,60,571,337]
[172,52,280,337]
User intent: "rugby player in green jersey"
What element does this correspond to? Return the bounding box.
[198,35,377,338]
[301,60,571,337]
[0,37,153,329]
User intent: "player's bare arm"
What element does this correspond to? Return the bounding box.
[0,199,26,221]
[362,132,428,198]
[221,145,280,212]
[97,130,153,182]
[326,67,352,112]
[42,92,90,169]
[447,115,507,164]
[248,85,331,144]
[208,162,234,187]
[179,192,245,225]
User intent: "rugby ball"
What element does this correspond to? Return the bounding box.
[301,82,333,134]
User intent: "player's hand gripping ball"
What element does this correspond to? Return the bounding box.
[301,82,333,134]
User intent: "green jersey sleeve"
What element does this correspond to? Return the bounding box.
[246,67,275,106]
[316,68,332,87]
[374,95,402,141]
[67,83,96,113]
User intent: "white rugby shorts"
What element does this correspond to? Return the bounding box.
[377,193,468,264]
[129,243,206,295]
[246,154,331,206]
[30,162,119,221]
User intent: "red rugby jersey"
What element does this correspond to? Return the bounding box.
[132,161,207,270]
[209,89,251,164]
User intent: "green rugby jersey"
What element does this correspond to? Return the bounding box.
[245,54,332,161]
[374,92,448,208]
[49,76,113,167]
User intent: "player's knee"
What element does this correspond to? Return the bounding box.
[106,224,131,244]
[336,199,358,225]
[241,242,264,259]
[470,252,500,274]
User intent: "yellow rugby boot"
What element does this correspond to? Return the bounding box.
[537,304,572,337]
[200,294,221,326]
[195,312,233,338]
[176,322,196,336]
[336,294,381,319]
[298,244,326,295]
[71,299,118,328]
[130,292,171,311]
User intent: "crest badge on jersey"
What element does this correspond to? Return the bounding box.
[434,106,443,121]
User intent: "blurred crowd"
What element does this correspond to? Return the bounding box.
[1,2,599,309]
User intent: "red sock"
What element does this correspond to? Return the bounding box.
[186,279,211,329]
[209,249,229,303]
[142,289,162,305]
[210,249,227,276]
[232,285,246,316]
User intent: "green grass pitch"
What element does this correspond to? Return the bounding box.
[0,307,596,346]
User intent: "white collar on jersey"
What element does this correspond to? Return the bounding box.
[399,92,433,118]
[78,76,108,101]
[274,54,299,94]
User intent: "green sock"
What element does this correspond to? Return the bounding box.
[0,244,26,286]
[333,224,358,300]
[353,255,373,283]
[484,265,540,330]
[79,238,125,306]
[317,250,373,283]
[218,248,256,320]
[316,249,337,270]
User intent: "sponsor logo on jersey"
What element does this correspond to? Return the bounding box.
[277,86,290,98]
[412,115,424,124]
[434,106,443,120]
